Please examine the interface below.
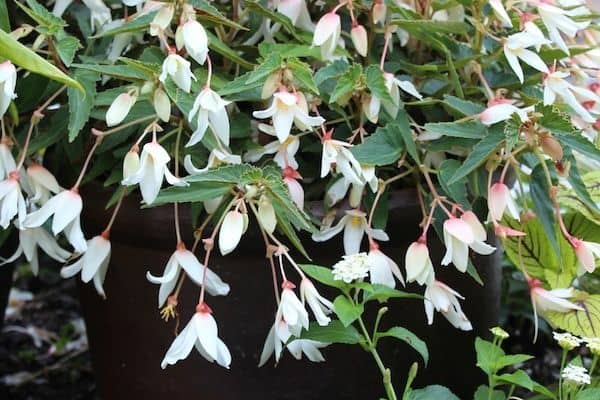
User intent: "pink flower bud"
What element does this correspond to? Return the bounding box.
[372,2,387,24]
[488,182,510,221]
[539,134,563,162]
[351,24,368,57]
[106,92,137,127]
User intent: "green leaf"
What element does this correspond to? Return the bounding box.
[119,57,161,76]
[555,132,600,164]
[0,29,83,91]
[496,370,535,391]
[376,327,429,365]
[473,385,505,400]
[396,109,420,164]
[475,337,504,375]
[67,69,99,142]
[495,354,533,370]
[423,120,486,139]
[0,0,9,31]
[365,65,394,104]
[530,162,560,257]
[55,33,81,67]
[351,123,404,165]
[438,159,470,209]
[441,94,484,116]
[577,389,600,400]
[363,284,422,302]
[18,0,65,34]
[564,148,600,215]
[150,182,233,206]
[299,320,363,344]
[245,0,302,40]
[245,53,282,85]
[71,63,151,81]
[503,217,577,288]
[447,127,504,184]
[184,164,256,184]
[314,59,349,86]
[287,58,318,95]
[545,290,600,338]
[333,296,363,327]
[298,264,346,289]
[330,64,362,104]
[391,18,470,34]
[187,0,246,30]
[408,385,459,400]
[558,172,600,225]
[92,11,157,38]
[206,31,254,69]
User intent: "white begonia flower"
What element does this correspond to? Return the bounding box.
[373,1,386,24]
[441,212,496,273]
[259,320,287,366]
[184,149,241,175]
[312,12,341,60]
[121,140,187,205]
[0,142,16,180]
[488,182,520,221]
[218,210,247,255]
[0,224,71,276]
[60,234,111,298]
[103,20,134,62]
[275,0,314,31]
[561,364,591,385]
[284,169,304,210]
[276,282,309,337]
[312,210,389,255]
[187,87,231,147]
[25,164,60,205]
[244,127,300,170]
[257,194,277,234]
[572,238,600,275]
[544,70,600,123]
[405,241,435,286]
[503,30,549,84]
[175,20,209,66]
[106,91,137,127]
[159,53,195,93]
[161,304,231,369]
[553,331,582,350]
[351,24,368,57]
[24,189,87,253]
[326,165,378,208]
[0,61,17,118]
[383,72,422,118]
[286,339,328,362]
[253,91,324,143]
[149,3,174,36]
[538,3,590,55]
[424,280,472,331]
[300,278,333,326]
[153,88,171,122]
[122,149,140,181]
[367,247,405,288]
[147,245,230,308]
[331,252,370,283]
[82,0,112,32]
[489,0,512,27]
[320,135,364,186]
[480,101,531,125]
[0,172,26,229]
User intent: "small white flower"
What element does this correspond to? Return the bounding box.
[312,209,389,255]
[244,128,300,170]
[61,234,111,298]
[561,364,591,385]
[26,164,61,204]
[538,3,589,55]
[121,140,187,204]
[312,12,341,60]
[188,87,231,146]
[331,252,370,283]
[253,91,324,143]
[0,61,17,118]
[277,281,309,337]
[176,20,209,65]
[405,240,435,286]
[149,3,174,36]
[184,149,241,175]
[362,95,381,124]
[161,304,231,369]
[0,172,26,229]
[82,0,112,32]
[122,149,140,181]
[300,278,333,326]
[0,142,16,180]
[367,247,404,288]
[218,210,247,255]
[24,189,87,253]
[544,70,600,123]
[488,181,520,221]
[503,30,549,84]
[480,101,531,125]
[572,238,600,275]
[147,244,230,308]
[106,91,137,127]
[424,280,472,331]
[383,72,422,118]
[441,212,496,273]
[553,331,582,350]
[153,88,171,122]
[159,53,195,93]
[489,0,512,27]
[287,339,328,362]
[0,225,70,276]
[320,135,364,186]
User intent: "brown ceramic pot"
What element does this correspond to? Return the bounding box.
[78,185,501,399]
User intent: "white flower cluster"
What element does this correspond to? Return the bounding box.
[332,253,370,283]
[553,331,583,350]
[561,364,591,385]
[584,337,600,356]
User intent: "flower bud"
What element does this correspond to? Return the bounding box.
[488,182,510,221]
[258,195,277,234]
[490,326,509,339]
[106,91,137,127]
[123,149,140,180]
[261,72,281,99]
[150,4,174,36]
[405,241,434,285]
[351,24,368,57]
[219,210,245,255]
[153,88,171,122]
[372,2,387,24]
[539,134,563,162]
[362,94,381,124]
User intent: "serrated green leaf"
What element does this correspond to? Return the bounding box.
[438,159,470,209]
[555,132,600,163]
[315,59,349,86]
[365,65,394,104]
[92,11,157,38]
[504,113,522,153]
[330,64,362,104]
[0,29,82,91]
[530,162,561,257]
[150,182,232,206]
[441,94,484,116]
[447,127,504,184]
[18,0,65,34]
[299,320,363,344]
[67,69,99,142]
[298,264,345,289]
[351,123,404,165]
[118,57,161,76]
[287,58,318,95]
[245,53,281,85]
[424,120,486,139]
[333,296,363,327]
[55,33,81,67]
[376,326,428,365]
[187,0,247,30]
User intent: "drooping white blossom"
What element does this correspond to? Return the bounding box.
[188,87,231,146]
[405,240,435,286]
[0,61,17,118]
[312,12,341,60]
[159,53,194,93]
[441,212,495,272]
[488,182,520,221]
[300,278,333,326]
[503,30,549,84]
[367,247,404,288]
[424,280,472,331]
[61,234,111,297]
[176,20,209,65]
[544,70,600,123]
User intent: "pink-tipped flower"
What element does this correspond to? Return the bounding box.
[405,240,435,286]
[372,1,387,24]
[572,238,600,275]
[480,102,530,126]
[26,164,61,204]
[441,212,495,272]
[424,280,472,331]
[488,182,520,222]
[351,24,368,57]
[283,167,304,210]
[528,277,583,342]
[367,244,404,288]
[276,281,309,337]
[494,223,526,239]
[312,12,341,60]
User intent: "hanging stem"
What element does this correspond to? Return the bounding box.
[102,189,126,236]
[72,135,103,190]
[173,122,183,244]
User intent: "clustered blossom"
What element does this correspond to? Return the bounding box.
[553,331,582,350]
[332,253,370,283]
[561,364,591,385]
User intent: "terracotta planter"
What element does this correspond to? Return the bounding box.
[78,185,501,399]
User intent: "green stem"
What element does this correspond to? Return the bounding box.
[558,349,568,400]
